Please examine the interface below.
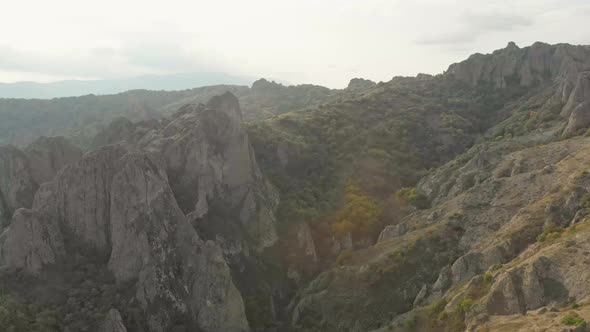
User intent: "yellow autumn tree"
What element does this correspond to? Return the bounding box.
[331,184,381,237]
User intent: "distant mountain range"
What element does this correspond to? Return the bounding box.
[0,72,258,98]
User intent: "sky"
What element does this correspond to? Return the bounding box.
[0,0,589,88]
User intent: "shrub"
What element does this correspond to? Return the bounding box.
[396,187,430,209]
[537,223,563,243]
[404,315,417,330]
[458,298,474,314]
[335,249,353,266]
[427,298,448,316]
[561,311,586,326]
[490,264,503,272]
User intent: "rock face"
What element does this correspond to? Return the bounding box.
[0,137,82,228]
[99,309,128,332]
[447,42,590,89]
[1,208,64,274]
[1,144,250,332]
[99,92,279,256]
[0,146,36,227]
[0,94,273,332]
[562,71,590,136]
[24,136,83,185]
[346,78,376,91]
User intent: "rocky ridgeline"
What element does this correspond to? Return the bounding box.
[448,41,590,137]
[0,92,279,332]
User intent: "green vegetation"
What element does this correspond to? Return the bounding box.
[404,315,417,330]
[457,298,474,314]
[0,258,144,332]
[248,75,526,263]
[427,298,448,317]
[335,249,353,266]
[537,223,564,242]
[561,311,587,326]
[396,187,429,209]
[0,293,59,332]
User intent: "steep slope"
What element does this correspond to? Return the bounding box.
[288,42,590,332]
[247,71,528,280]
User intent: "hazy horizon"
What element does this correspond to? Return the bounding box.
[1,0,590,89]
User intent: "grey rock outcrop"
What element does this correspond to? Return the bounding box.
[0,137,82,228]
[0,145,37,227]
[0,208,64,274]
[107,152,248,332]
[0,94,273,332]
[346,78,376,91]
[99,309,127,332]
[24,136,83,185]
[447,42,590,89]
[562,71,590,136]
[294,222,317,263]
[105,92,279,256]
[1,146,250,332]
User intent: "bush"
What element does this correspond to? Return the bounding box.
[537,223,563,243]
[427,298,448,316]
[561,311,586,326]
[458,298,474,314]
[335,249,353,266]
[404,315,417,330]
[490,264,503,272]
[396,187,429,209]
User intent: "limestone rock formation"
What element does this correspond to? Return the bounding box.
[447,42,590,89]
[99,309,128,332]
[563,71,590,136]
[0,94,271,332]
[0,208,64,274]
[0,136,82,228]
[99,92,279,256]
[347,78,376,91]
[0,145,36,227]
[1,145,250,332]
[24,136,83,185]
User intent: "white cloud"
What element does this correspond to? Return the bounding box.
[0,0,589,88]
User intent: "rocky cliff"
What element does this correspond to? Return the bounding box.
[0,136,82,228]
[0,92,281,331]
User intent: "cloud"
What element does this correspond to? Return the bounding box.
[417,12,533,45]
[0,37,224,80]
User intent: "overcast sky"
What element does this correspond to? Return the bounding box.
[0,0,589,88]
